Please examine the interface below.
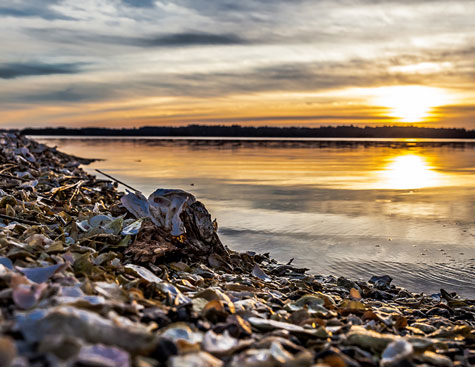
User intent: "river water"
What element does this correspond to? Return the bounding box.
[34,137,475,298]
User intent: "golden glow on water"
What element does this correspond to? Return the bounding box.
[379,154,441,189]
[33,138,473,193]
[373,86,449,122]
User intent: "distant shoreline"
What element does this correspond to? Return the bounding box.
[30,135,475,144]
[8,124,475,139]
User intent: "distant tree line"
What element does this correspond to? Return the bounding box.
[16,124,475,138]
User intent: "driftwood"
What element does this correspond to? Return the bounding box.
[125,221,179,263]
[125,201,230,264]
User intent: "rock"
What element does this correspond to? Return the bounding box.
[369,275,393,289]
[337,277,361,292]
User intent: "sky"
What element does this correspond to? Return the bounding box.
[0,0,474,129]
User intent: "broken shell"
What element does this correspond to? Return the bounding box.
[168,351,223,367]
[16,306,155,353]
[125,264,162,283]
[381,339,413,367]
[202,330,243,356]
[17,263,66,283]
[160,322,203,344]
[252,264,272,282]
[76,344,131,367]
[0,257,13,270]
[0,336,17,367]
[122,218,144,235]
[285,295,329,314]
[121,189,196,237]
[345,325,397,352]
[418,351,452,367]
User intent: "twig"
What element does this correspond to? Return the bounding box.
[95,169,138,192]
[82,179,112,187]
[68,181,85,205]
[35,195,55,204]
[0,173,29,182]
[0,214,41,226]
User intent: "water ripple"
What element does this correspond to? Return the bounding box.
[328,258,475,298]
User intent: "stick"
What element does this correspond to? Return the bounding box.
[95,169,138,192]
[0,173,29,182]
[0,214,41,226]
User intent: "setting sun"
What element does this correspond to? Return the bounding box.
[373,86,450,123]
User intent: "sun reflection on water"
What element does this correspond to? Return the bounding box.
[379,154,441,189]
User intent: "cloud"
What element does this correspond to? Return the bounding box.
[144,32,247,46]
[0,55,460,105]
[0,1,73,20]
[158,0,303,18]
[433,104,475,116]
[0,62,83,79]
[24,28,249,48]
[19,88,101,102]
[121,0,156,8]
[146,59,428,97]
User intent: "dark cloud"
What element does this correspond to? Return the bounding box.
[121,0,156,8]
[144,32,247,46]
[178,0,475,14]
[0,1,73,20]
[157,0,301,17]
[24,28,250,48]
[0,83,116,111]
[19,87,105,103]
[0,62,83,79]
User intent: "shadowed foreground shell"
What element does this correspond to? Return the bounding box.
[168,351,223,367]
[17,306,155,353]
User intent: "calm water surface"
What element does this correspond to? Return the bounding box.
[35,137,475,297]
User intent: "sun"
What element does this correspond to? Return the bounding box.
[373,86,449,123]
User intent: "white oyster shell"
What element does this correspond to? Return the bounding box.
[121,189,196,236]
